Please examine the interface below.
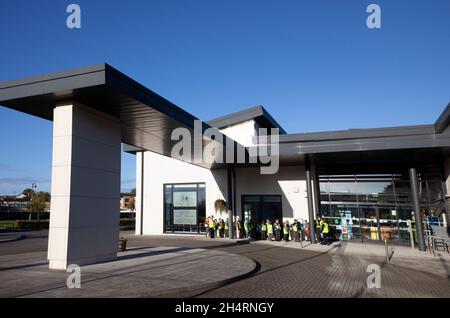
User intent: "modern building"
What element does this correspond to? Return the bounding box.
[127,104,450,245]
[0,64,449,269]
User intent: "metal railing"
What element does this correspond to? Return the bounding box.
[425,230,450,255]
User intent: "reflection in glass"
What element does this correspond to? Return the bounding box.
[164,183,206,233]
[319,173,445,245]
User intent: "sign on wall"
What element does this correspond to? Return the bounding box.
[173,209,197,225]
[173,191,197,207]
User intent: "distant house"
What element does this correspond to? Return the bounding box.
[0,195,30,211]
[120,193,135,212]
[0,193,51,213]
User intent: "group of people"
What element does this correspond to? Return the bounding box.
[205,215,331,245]
[237,218,310,242]
[315,217,330,245]
[204,216,230,238]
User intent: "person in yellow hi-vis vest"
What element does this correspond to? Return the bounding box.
[224,218,229,238]
[261,220,267,240]
[208,217,215,239]
[321,220,329,245]
[266,220,274,241]
[293,220,299,242]
[316,217,323,243]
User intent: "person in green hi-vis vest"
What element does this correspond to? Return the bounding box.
[244,218,249,239]
[261,220,267,240]
[224,218,229,238]
[208,218,215,239]
[266,220,274,241]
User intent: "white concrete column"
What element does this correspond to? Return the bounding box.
[47,103,121,270]
[135,151,144,235]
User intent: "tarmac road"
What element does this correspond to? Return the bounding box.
[1,230,449,298]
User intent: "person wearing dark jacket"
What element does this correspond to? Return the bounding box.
[274,219,282,241]
[283,221,290,241]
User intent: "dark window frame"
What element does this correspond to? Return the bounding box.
[241,194,283,222]
[163,182,206,234]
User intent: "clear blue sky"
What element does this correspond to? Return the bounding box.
[0,0,449,195]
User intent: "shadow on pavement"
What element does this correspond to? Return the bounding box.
[438,254,450,280]
[188,243,339,298]
[115,247,192,262]
[0,262,48,272]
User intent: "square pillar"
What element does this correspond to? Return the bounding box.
[305,155,317,244]
[409,167,426,251]
[47,103,121,270]
[135,151,144,235]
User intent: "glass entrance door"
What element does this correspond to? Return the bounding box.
[328,204,406,243]
[319,170,444,245]
[329,205,361,241]
[359,206,380,241]
[379,207,399,240]
[242,195,282,222]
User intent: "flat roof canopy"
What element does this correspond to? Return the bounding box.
[2,63,449,169]
[250,103,450,166]
[207,105,287,134]
[0,64,235,169]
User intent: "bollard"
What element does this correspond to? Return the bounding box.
[407,220,414,249]
[118,237,128,251]
[384,238,389,263]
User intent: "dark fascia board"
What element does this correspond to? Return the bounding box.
[0,63,204,128]
[0,64,106,107]
[0,63,211,132]
[123,143,146,154]
[279,124,436,143]
[246,130,450,164]
[207,105,287,134]
[434,102,450,133]
[0,63,235,169]
[0,64,106,90]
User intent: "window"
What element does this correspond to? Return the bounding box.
[319,172,445,244]
[164,183,206,233]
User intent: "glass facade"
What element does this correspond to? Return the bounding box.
[164,183,206,233]
[242,195,282,222]
[319,174,445,244]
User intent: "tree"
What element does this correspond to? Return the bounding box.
[29,192,47,213]
[40,192,51,202]
[128,197,135,211]
[22,188,35,197]
[130,188,136,196]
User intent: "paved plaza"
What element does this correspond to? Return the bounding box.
[0,231,449,298]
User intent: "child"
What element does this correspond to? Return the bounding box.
[283,221,290,241]
[266,219,273,241]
